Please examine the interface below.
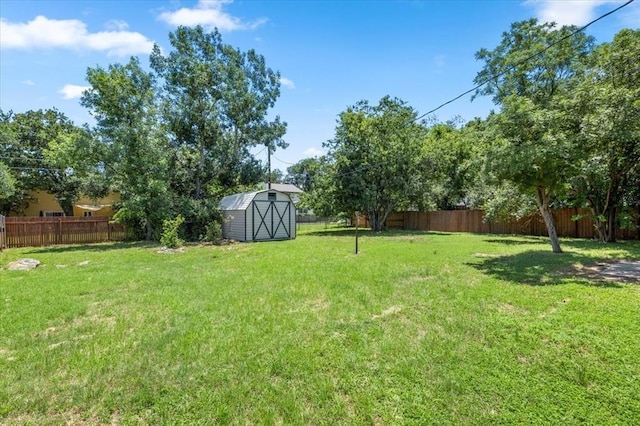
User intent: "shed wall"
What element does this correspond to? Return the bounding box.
[222,210,247,241]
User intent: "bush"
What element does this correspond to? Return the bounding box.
[160,215,185,248]
[202,220,224,244]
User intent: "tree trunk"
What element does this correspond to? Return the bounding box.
[535,187,563,253]
[146,222,154,241]
[59,200,74,217]
[368,211,382,232]
[606,207,617,243]
[588,205,607,242]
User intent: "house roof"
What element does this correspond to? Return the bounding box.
[263,183,303,194]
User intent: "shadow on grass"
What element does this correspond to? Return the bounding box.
[23,240,154,254]
[560,238,640,256]
[468,250,624,287]
[483,236,550,246]
[301,227,452,238]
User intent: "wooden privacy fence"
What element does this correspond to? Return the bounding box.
[359,207,640,240]
[4,216,127,248]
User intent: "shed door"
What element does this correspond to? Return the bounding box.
[251,200,291,240]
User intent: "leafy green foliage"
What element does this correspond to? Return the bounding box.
[82,57,171,240]
[420,121,475,210]
[285,157,323,192]
[473,19,595,253]
[0,109,91,216]
[0,162,16,200]
[203,220,223,244]
[150,26,286,200]
[570,29,640,242]
[325,96,426,231]
[160,215,185,248]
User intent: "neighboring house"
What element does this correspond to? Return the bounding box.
[12,190,120,217]
[263,183,303,204]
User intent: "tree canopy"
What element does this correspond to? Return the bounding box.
[472,19,596,253]
[324,96,426,231]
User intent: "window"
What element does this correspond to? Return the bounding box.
[44,211,64,217]
[83,211,93,217]
[267,192,277,201]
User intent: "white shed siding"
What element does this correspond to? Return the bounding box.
[222,210,246,241]
[219,189,296,242]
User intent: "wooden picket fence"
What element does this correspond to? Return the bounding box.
[3,216,128,248]
[358,207,640,240]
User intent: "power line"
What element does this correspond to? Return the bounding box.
[414,0,636,122]
[272,154,296,166]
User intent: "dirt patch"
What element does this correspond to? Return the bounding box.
[372,306,402,320]
[157,246,185,254]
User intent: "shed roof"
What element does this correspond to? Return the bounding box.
[219,189,292,211]
[219,191,260,211]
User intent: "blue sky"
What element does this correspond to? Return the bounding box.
[1,0,638,171]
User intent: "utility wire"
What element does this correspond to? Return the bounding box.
[414,0,636,122]
[272,154,297,166]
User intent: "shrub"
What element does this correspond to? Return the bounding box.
[160,215,185,248]
[202,220,224,245]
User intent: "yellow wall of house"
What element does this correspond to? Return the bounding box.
[16,190,120,217]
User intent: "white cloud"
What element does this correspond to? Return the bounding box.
[280,77,295,89]
[105,19,129,31]
[22,80,35,86]
[0,15,155,56]
[524,0,625,26]
[59,84,90,100]
[158,0,267,31]
[303,147,324,157]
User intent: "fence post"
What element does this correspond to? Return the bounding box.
[0,214,5,251]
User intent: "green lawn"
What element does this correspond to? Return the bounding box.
[1,225,639,424]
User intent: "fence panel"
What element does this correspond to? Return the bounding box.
[355,207,639,240]
[5,216,127,248]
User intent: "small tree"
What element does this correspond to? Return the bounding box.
[160,215,185,249]
[325,96,425,231]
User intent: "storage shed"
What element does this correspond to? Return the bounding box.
[219,190,296,242]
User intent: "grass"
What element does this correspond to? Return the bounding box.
[1,225,639,424]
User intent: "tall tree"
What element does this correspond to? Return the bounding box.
[325,96,425,231]
[298,156,339,219]
[0,162,16,202]
[82,57,170,240]
[571,29,640,242]
[473,19,595,253]
[422,121,473,210]
[150,26,287,202]
[285,157,323,192]
[0,109,86,216]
